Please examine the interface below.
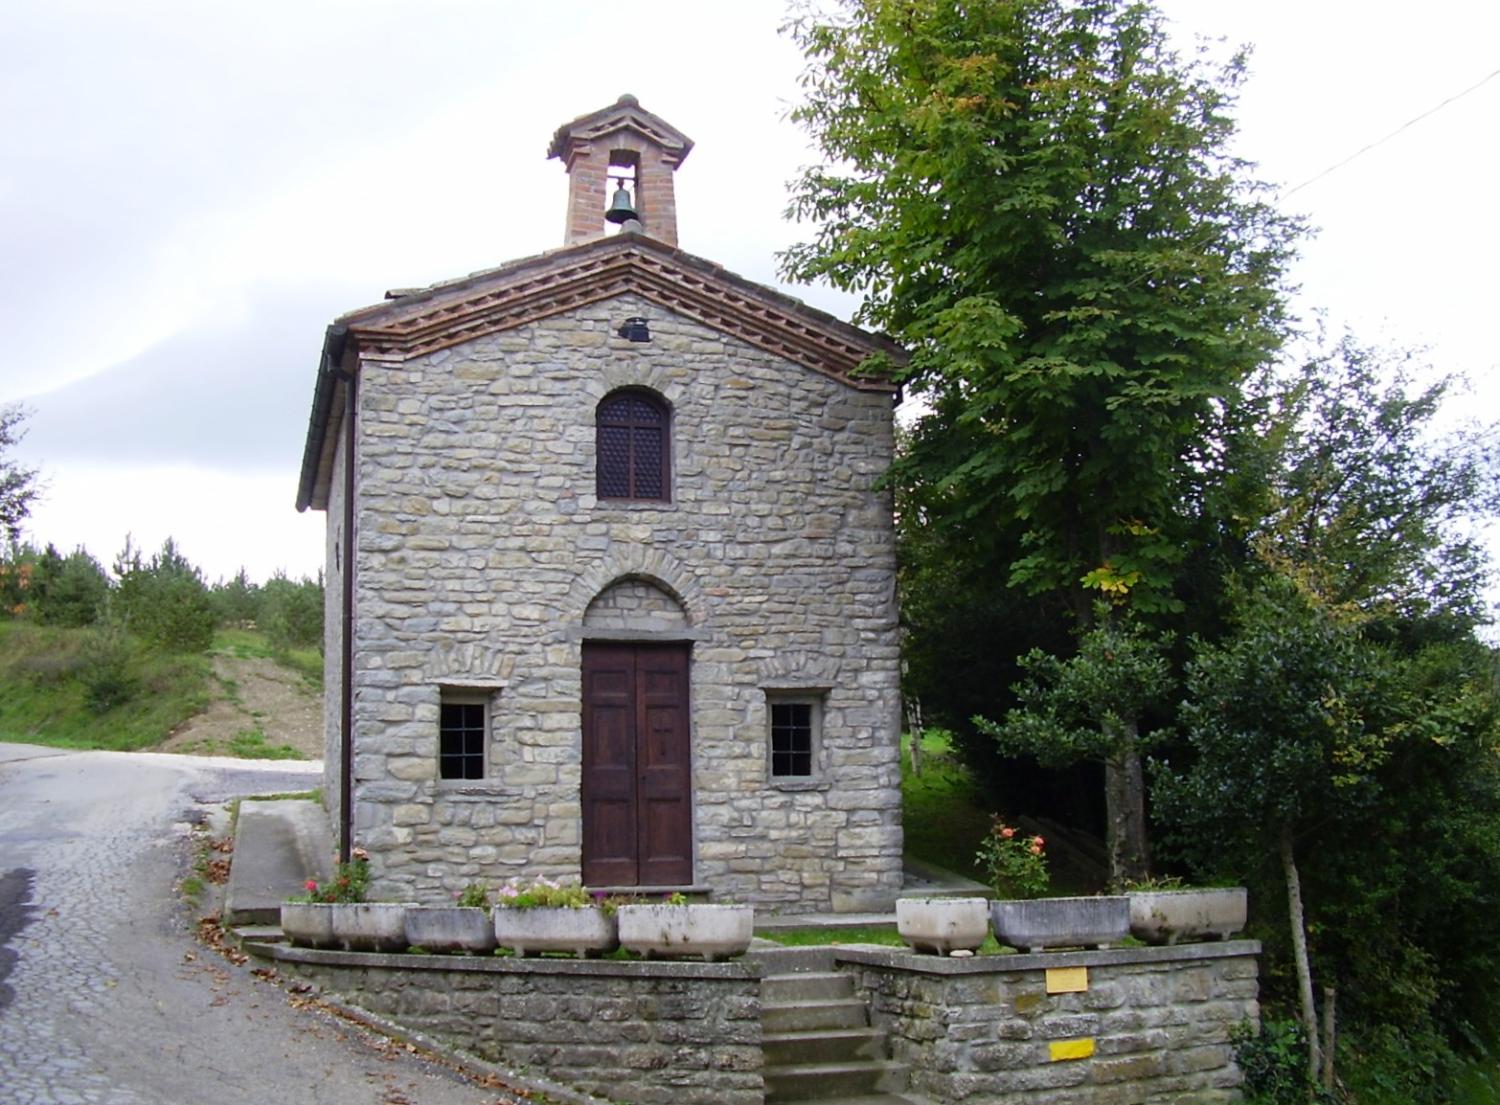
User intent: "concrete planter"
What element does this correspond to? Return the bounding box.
[331,902,411,952]
[404,905,498,955]
[990,895,1130,953]
[280,901,339,949]
[896,896,990,955]
[616,903,754,962]
[493,906,618,958]
[1128,886,1248,945]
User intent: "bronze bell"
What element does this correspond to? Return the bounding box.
[605,182,638,224]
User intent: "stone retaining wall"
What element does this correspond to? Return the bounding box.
[835,941,1260,1105]
[267,945,762,1105]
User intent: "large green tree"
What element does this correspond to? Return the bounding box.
[784,0,1301,879]
[784,0,1299,612]
[0,405,41,543]
[1257,334,1499,634]
[1155,341,1500,1099]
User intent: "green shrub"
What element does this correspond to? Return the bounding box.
[30,546,109,628]
[78,625,139,712]
[259,572,323,652]
[113,537,216,653]
[1233,1019,1335,1105]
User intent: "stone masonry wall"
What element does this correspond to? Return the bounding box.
[836,942,1260,1104]
[272,947,761,1105]
[343,292,903,912]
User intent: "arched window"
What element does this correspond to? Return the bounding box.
[596,389,670,502]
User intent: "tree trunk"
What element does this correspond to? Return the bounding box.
[1103,718,1150,889]
[1280,824,1322,1091]
[906,696,923,777]
[1321,985,1337,1094]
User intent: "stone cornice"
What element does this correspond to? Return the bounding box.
[343,236,901,392]
[298,234,904,513]
[547,94,693,168]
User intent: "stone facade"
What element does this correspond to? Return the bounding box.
[323,288,902,911]
[271,948,761,1105]
[837,942,1260,1104]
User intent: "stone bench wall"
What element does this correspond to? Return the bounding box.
[266,945,762,1105]
[835,941,1260,1105]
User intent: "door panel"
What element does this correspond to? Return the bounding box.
[581,642,692,886]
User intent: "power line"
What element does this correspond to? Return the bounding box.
[1282,65,1500,200]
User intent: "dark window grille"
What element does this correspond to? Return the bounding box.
[770,702,814,778]
[439,701,486,780]
[596,391,669,501]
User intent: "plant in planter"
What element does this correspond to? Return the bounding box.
[280,849,408,952]
[615,893,754,962]
[281,849,370,948]
[976,816,1050,900]
[405,882,499,955]
[979,816,1129,953]
[491,878,619,958]
[1125,877,1248,945]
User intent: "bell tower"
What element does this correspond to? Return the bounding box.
[548,95,694,248]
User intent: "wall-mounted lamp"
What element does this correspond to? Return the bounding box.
[617,316,651,342]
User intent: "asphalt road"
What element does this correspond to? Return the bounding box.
[0,743,512,1105]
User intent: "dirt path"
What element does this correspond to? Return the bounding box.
[158,653,323,760]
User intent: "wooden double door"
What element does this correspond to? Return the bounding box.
[580,642,693,887]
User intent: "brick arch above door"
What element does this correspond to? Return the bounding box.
[583,576,689,633]
[566,548,706,628]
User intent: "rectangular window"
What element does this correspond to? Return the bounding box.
[770,700,816,778]
[439,697,487,780]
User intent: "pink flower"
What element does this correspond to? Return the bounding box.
[1000,826,1016,839]
[304,880,318,892]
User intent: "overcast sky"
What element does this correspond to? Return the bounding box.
[2,0,1497,595]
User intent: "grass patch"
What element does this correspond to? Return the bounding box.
[275,646,323,689]
[902,728,993,885]
[759,925,907,947]
[212,627,275,660]
[178,727,304,761]
[179,874,205,904]
[242,789,321,803]
[227,727,302,760]
[0,621,211,751]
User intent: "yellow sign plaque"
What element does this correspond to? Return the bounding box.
[1045,966,1089,994]
[1049,1038,1097,1062]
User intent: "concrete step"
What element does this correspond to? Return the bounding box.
[764,1060,910,1103]
[223,799,331,925]
[748,945,839,975]
[764,1026,888,1066]
[763,970,855,1004]
[764,997,869,1033]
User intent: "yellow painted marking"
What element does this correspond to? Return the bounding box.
[1050,1038,1096,1061]
[1045,966,1089,994]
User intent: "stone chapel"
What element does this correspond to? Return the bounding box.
[295,95,904,913]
